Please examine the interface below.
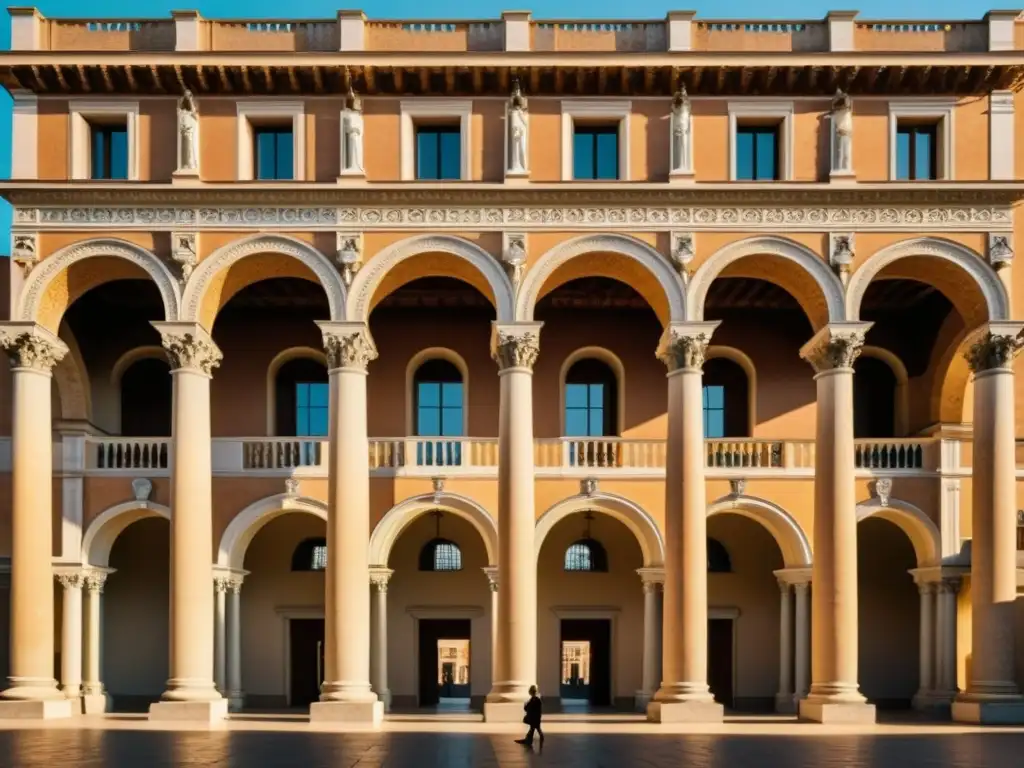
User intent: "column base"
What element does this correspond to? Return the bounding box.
[774,693,798,714]
[227,691,244,713]
[952,697,1024,724]
[634,691,654,712]
[309,700,383,725]
[149,699,228,722]
[798,699,876,724]
[646,700,724,723]
[0,699,74,720]
[483,701,530,722]
[376,690,392,712]
[82,693,110,715]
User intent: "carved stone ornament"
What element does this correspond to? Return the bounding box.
[84,571,108,592]
[370,568,393,592]
[669,231,694,277]
[132,477,153,502]
[284,477,299,497]
[321,325,377,371]
[432,476,445,502]
[658,331,712,372]
[501,232,527,287]
[491,327,540,371]
[872,477,893,508]
[988,233,1014,270]
[581,477,598,497]
[729,478,747,497]
[11,233,38,276]
[0,325,68,372]
[829,232,855,277]
[800,326,867,374]
[964,331,1024,373]
[55,572,84,590]
[170,231,198,282]
[157,327,222,376]
[336,231,362,287]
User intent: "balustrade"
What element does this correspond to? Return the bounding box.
[87,438,169,470]
[853,439,931,470]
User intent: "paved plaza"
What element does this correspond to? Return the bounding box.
[2,718,1024,767]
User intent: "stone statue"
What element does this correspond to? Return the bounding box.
[177,89,199,172]
[831,89,853,174]
[341,87,364,174]
[507,79,528,174]
[670,85,692,175]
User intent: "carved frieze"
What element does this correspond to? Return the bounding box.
[0,325,68,372]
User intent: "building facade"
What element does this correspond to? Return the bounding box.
[0,7,1023,725]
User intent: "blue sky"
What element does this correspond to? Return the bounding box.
[0,0,1014,253]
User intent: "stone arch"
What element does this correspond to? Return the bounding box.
[688,236,845,329]
[859,345,910,436]
[518,233,685,325]
[54,323,91,422]
[347,234,514,322]
[265,346,328,435]
[707,493,812,568]
[404,347,470,436]
[535,491,664,567]
[706,345,757,436]
[558,346,626,436]
[846,237,1009,324]
[19,238,180,333]
[181,234,346,329]
[82,500,171,567]
[111,345,167,387]
[217,493,328,570]
[369,491,498,566]
[857,497,941,567]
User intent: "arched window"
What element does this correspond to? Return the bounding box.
[292,538,328,571]
[854,356,898,439]
[702,358,749,438]
[419,539,463,571]
[564,358,618,437]
[120,357,172,437]
[564,539,609,572]
[708,538,732,573]
[414,359,464,466]
[275,358,329,437]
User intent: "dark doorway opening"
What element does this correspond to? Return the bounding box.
[559,619,612,708]
[289,618,324,708]
[418,618,472,707]
[708,618,734,708]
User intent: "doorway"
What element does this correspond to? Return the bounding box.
[289,618,325,708]
[559,619,612,708]
[418,618,472,708]
[708,618,734,708]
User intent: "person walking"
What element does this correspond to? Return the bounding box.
[516,686,544,748]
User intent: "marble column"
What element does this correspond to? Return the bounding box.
[312,322,382,723]
[793,581,811,702]
[370,568,393,710]
[226,577,244,711]
[799,323,875,723]
[213,576,228,695]
[56,571,84,705]
[636,569,664,711]
[0,323,72,718]
[954,325,1024,723]
[649,322,723,723]
[149,322,226,721]
[81,571,110,714]
[937,577,961,703]
[775,580,795,713]
[912,580,937,709]
[485,323,541,722]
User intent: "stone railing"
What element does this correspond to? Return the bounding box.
[87,437,169,470]
[46,18,176,51]
[531,21,666,52]
[210,20,339,52]
[854,21,988,52]
[366,20,503,52]
[854,438,934,471]
[693,21,828,52]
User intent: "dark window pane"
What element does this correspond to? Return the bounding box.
[755,130,776,180]
[573,131,595,179]
[896,130,911,180]
[595,130,618,179]
[418,409,441,436]
[441,382,462,408]
[914,129,934,180]
[565,409,588,437]
[735,129,754,180]
[441,407,463,437]
[588,408,604,437]
[296,383,309,408]
[296,409,310,436]
[573,125,618,180]
[589,383,604,405]
[309,383,329,408]
[736,126,778,181]
[419,382,440,408]
[439,129,461,180]
[308,408,328,437]
[417,130,438,179]
[565,384,589,409]
[254,128,293,180]
[275,131,294,180]
[416,127,461,180]
[706,410,725,439]
[109,128,128,179]
[91,129,107,179]
[705,385,724,409]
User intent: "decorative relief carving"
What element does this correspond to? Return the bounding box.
[828,232,855,280]
[657,331,712,372]
[580,477,598,497]
[11,233,38,276]
[55,572,84,590]
[988,233,1014,270]
[157,327,222,375]
[132,477,153,502]
[321,326,377,371]
[335,231,362,287]
[369,568,393,591]
[800,327,867,373]
[0,326,68,372]
[84,571,108,593]
[964,331,1024,373]
[669,231,694,278]
[501,232,527,288]
[284,477,299,497]
[170,231,198,282]
[872,477,892,508]
[432,476,445,503]
[491,328,540,371]
[729,478,747,496]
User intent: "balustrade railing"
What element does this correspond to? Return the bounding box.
[369,438,500,472]
[87,437,169,470]
[853,439,931,470]
[240,439,325,470]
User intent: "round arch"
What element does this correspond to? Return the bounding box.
[706,345,757,436]
[369,492,498,567]
[54,324,92,422]
[518,233,685,325]
[688,236,845,329]
[404,348,470,436]
[856,497,941,567]
[558,347,626,436]
[535,491,664,567]
[82,500,171,567]
[846,237,1009,323]
[265,346,329,435]
[111,345,167,387]
[859,345,910,436]
[217,493,328,570]
[181,234,346,329]
[19,238,180,333]
[347,234,515,323]
[707,493,812,568]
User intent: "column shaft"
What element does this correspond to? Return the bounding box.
[913,583,936,707]
[370,574,390,706]
[226,583,243,710]
[794,583,811,700]
[776,582,794,711]
[639,581,660,706]
[214,580,227,694]
[938,581,959,696]
[58,574,84,701]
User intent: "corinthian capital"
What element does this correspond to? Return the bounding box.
[964,323,1024,373]
[152,322,222,376]
[656,321,719,372]
[799,322,872,374]
[0,322,68,373]
[317,321,377,372]
[490,322,542,371]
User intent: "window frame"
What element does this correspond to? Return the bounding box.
[888,100,954,181]
[400,99,473,181]
[702,384,727,439]
[252,124,296,181]
[733,124,780,182]
[69,100,140,181]
[413,124,463,181]
[727,100,793,182]
[236,101,305,181]
[294,381,329,438]
[561,100,631,182]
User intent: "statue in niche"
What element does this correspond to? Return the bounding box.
[831,89,853,173]
[670,85,692,174]
[177,89,199,171]
[341,87,364,174]
[507,79,528,174]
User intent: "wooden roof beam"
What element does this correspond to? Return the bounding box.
[528,67,539,94]
[240,66,252,94]
[76,63,91,93]
[124,65,138,92]
[312,66,323,94]
[216,65,230,92]
[29,65,48,92]
[195,65,209,92]
[99,65,114,93]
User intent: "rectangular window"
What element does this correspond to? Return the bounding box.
[895,123,937,181]
[254,126,294,180]
[735,125,778,181]
[565,382,605,437]
[90,124,128,180]
[295,382,329,437]
[415,125,461,180]
[703,385,726,439]
[572,125,619,180]
[416,381,463,436]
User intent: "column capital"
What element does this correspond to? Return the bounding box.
[799,322,872,374]
[482,565,500,592]
[490,322,542,372]
[963,322,1024,374]
[213,566,247,594]
[83,569,112,593]
[0,322,68,373]
[636,566,665,588]
[938,576,962,594]
[316,321,377,372]
[54,571,85,590]
[151,321,222,376]
[656,321,720,372]
[370,566,393,591]
[774,567,812,588]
